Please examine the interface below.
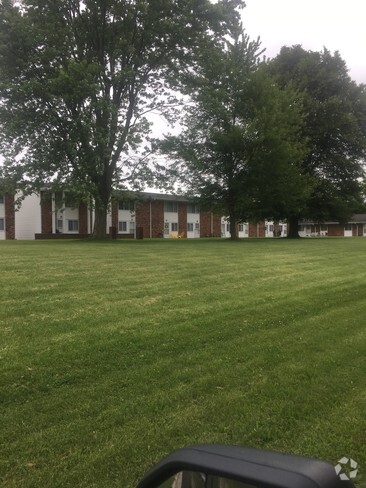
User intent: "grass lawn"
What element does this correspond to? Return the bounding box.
[1,237,366,487]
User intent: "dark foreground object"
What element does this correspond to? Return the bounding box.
[137,445,354,488]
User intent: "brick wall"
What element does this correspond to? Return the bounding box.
[41,191,53,234]
[212,214,221,236]
[199,211,221,237]
[178,203,187,237]
[327,224,344,237]
[200,211,212,237]
[135,200,165,238]
[79,202,88,234]
[136,201,150,238]
[248,223,256,237]
[151,201,164,237]
[249,222,265,238]
[326,223,361,236]
[5,194,15,240]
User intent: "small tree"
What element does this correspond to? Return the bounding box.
[0,0,242,238]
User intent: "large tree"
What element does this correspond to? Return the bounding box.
[160,29,309,238]
[270,46,366,237]
[0,0,242,238]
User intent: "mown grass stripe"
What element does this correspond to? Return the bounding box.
[1,238,366,487]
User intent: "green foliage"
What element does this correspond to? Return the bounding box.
[0,0,243,237]
[239,66,312,221]
[160,30,308,237]
[270,46,366,227]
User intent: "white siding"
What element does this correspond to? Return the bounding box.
[15,193,42,240]
[221,217,249,238]
[65,207,79,233]
[187,214,200,238]
[298,225,311,237]
[279,223,287,237]
[265,221,274,237]
[164,212,179,237]
[221,217,231,238]
[106,211,112,233]
[55,206,79,233]
[118,209,135,235]
[238,223,249,238]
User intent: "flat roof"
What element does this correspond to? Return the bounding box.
[300,214,366,224]
[117,191,195,203]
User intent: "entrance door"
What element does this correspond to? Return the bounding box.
[344,224,353,237]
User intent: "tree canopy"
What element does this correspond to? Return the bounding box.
[159,30,309,238]
[269,46,366,236]
[2,3,365,240]
[0,0,243,238]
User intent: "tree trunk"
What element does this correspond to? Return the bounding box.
[92,171,112,239]
[287,216,301,238]
[229,215,238,240]
[93,205,108,239]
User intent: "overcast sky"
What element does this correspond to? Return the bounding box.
[242,0,366,84]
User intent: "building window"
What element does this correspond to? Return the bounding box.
[187,223,193,232]
[226,224,230,232]
[344,224,352,231]
[64,193,78,209]
[238,224,244,232]
[164,201,178,213]
[187,204,199,214]
[119,200,134,211]
[320,224,327,231]
[130,221,135,234]
[0,195,4,204]
[0,218,4,231]
[68,220,79,232]
[195,222,200,231]
[57,219,63,232]
[53,192,78,209]
[171,222,178,232]
[119,221,127,232]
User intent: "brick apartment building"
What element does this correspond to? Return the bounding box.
[109,193,221,239]
[1,190,366,240]
[0,191,222,240]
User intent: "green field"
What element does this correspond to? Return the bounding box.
[1,238,366,487]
